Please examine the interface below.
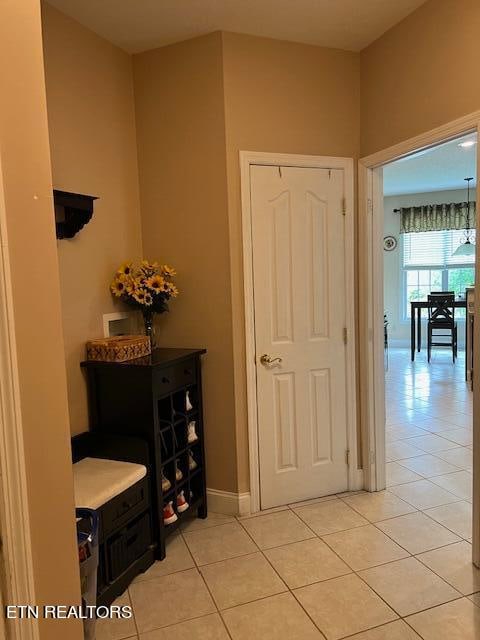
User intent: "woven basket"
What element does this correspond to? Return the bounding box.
[86,335,151,363]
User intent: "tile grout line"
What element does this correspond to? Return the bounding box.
[347,502,468,544]
[124,585,140,639]
[183,517,342,639]
[179,497,473,626]
[385,486,463,512]
[413,547,480,597]
[271,503,416,634]
[380,349,474,630]
[417,505,472,541]
[235,507,331,639]
[119,349,474,638]
[325,499,477,617]
[179,528,236,640]
[133,517,472,632]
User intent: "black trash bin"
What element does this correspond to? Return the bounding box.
[76,508,99,640]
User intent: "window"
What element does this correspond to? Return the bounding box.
[402,229,475,319]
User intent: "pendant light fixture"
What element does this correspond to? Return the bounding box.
[453,177,476,257]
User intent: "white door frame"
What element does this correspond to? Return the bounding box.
[240,151,360,513]
[0,160,39,639]
[359,110,480,565]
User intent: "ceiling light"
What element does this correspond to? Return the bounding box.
[458,140,477,148]
[453,239,476,257]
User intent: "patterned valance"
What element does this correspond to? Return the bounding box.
[399,202,476,234]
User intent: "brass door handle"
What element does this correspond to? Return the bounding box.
[260,354,283,366]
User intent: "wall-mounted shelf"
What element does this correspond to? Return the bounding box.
[53,189,98,239]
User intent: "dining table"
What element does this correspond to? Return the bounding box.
[410,299,467,361]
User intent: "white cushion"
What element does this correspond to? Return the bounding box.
[73,457,147,510]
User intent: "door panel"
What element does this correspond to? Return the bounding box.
[274,372,297,471]
[251,165,349,508]
[310,368,332,464]
[271,192,294,343]
[308,193,329,338]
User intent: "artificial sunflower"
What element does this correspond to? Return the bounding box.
[133,288,149,305]
[161,264,176,277]
[110,276,127,297]
[124,275,138,294]
[140,260,159,276]
[141,259,159,269]
[117,261,134,277]
[146,274,165,292]
[166,282,179,297]
[110,259,179,318]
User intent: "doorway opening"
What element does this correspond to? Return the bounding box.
[359,117,480,565]
[383,134,476,539]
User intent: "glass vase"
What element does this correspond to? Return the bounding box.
[142,309,156,348]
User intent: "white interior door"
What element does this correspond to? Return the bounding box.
[251,164,350,509]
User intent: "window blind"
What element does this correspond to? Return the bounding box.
[403,229,476,268]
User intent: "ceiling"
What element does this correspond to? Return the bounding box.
[383,134,478,197]
[45,0,428,54]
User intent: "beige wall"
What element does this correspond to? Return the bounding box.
[41,0,475,497]
[222,32,361,491]
[133,32,360,493]
[361,0,480,157]
[0,1,82,636]
[42,3,143,434]
[358,0,480,487]
[133,34,238,492]
[40,0,479,500]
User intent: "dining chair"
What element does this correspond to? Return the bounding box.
[427,293,457,363]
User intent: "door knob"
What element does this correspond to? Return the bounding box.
[260,354,283,365]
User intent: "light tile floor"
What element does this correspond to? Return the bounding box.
[98,348,478,640]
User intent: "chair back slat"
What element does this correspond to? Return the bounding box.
[428,293,455,323]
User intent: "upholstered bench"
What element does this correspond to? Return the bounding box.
[72,434,155,606]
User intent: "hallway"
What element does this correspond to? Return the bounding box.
[97,350,478,640]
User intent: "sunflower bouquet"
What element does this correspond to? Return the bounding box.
[111,260,179,321]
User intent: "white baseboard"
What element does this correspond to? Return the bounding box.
[207,489,251,516]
